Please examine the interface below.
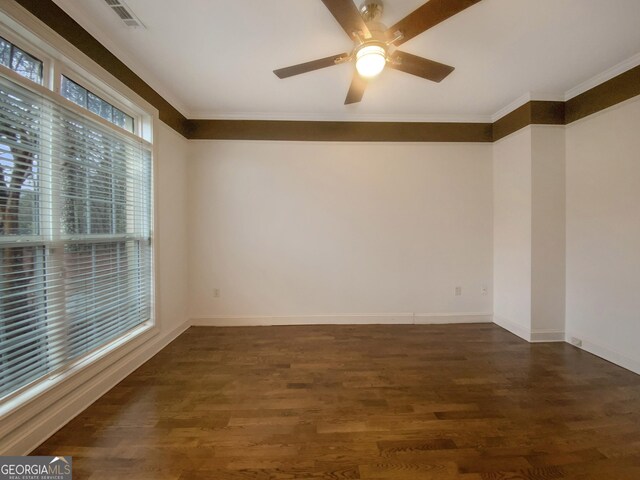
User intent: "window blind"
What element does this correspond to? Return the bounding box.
[0,72,152,400]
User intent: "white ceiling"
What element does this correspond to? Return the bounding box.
[53,0,640,121]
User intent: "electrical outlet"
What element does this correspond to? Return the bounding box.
[213,288,220,298]
[570,337,582,347]
[481,285,488,296]
[455,286,462,296]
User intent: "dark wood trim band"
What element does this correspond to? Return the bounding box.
[9,1,640,141]
[185,120,493,142]
[493,101,565,141]
[13,0,189,136]
[493,103,531,141]
[531,100,566,126]
[565,64,640,124]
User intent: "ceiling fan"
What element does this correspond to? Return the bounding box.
[273,0,481,104]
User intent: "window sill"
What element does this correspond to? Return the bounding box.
[0,321,157,437]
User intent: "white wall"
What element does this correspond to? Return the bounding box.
[493,126,566,342]
[492,128,533,338]
[155,121,190,332]
[531,126,566,337]
[566,97,640,373]
[188,140,493,325]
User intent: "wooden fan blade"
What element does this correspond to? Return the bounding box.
[321,0,371,41]
[345,72,367,104]
[386,0,481,46]
[389,51,454,82]
[274,53,349,79]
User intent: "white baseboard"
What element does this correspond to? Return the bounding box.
[190,313,493,327]
[191,314,411,326]
[0,319,190,456]
[493,315,532,341]
[565,331,640,375]
[493,316,565,343]
[494,318,639,374]
[413,313,492,324]
[530,329,565,343]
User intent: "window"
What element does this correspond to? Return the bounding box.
[0,35,42,84]
[0,60,152,400]
[61,76,134,132]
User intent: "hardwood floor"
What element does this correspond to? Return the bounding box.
[34,324,640,479]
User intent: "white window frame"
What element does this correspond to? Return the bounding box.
[0,26,53,90]
[0,7,159,422]
[57,65,141,137]
[0,13,154,142]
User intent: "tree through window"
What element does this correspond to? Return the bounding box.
[0,45,151,400]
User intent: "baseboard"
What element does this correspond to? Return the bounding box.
[565,331,640,375]
[530,329,565,343]
[190,313,493,327]
[493,316,565,343]
[492,315,531,341]
[0,319,190,455]
[413,313,492,324]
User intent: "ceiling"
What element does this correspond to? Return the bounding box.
[52,0,640,122]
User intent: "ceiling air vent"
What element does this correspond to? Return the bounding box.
[103,0,145,28]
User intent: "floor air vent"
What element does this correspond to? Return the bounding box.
[104,0,145,28]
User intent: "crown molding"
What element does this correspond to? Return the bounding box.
[491,93,532,123]
[490,92,565,123]
[564,52,640,101]
[7,0,640,141]
[492,100,565,142]
[565,62,640,124]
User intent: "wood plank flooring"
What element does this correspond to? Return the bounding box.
[33,324,640,479]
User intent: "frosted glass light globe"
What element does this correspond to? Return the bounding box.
[355,45,386,78]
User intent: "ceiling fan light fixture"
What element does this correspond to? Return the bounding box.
[355,44,386,78]
[274,0,472,103]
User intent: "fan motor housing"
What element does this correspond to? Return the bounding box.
[359,0,383,22]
